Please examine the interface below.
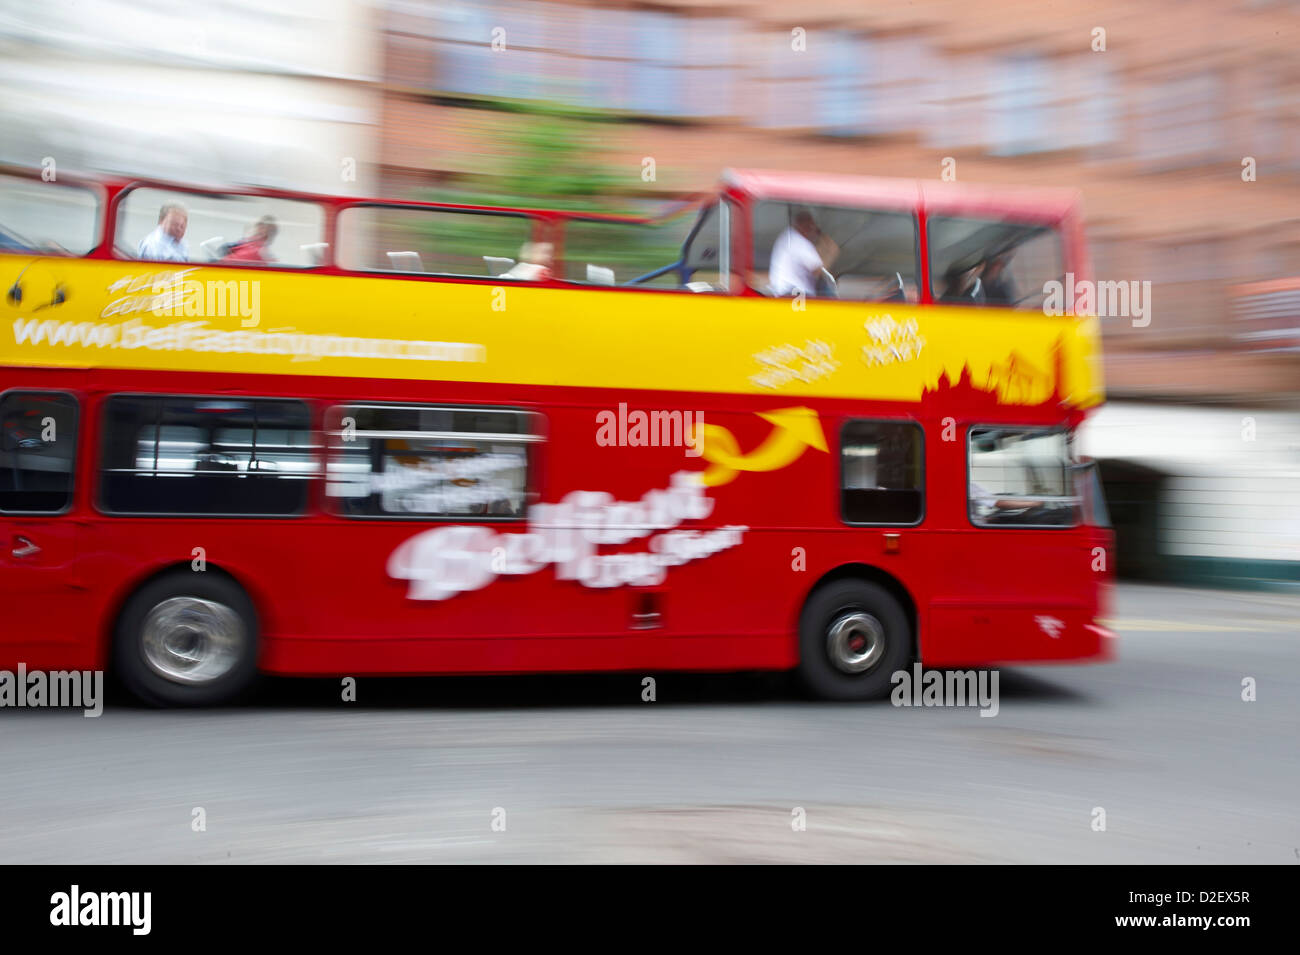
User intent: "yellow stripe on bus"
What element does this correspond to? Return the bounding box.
[1,256,1103,407]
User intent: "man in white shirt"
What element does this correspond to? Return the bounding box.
[769,210,832,297]
[137,203,190,262]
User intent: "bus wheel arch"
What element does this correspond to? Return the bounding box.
[796,564,918,701]
[107,563,261,706]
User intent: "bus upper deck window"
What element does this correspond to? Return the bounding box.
[928,217,1063,309]
[117,187,326,268]
[750,202,919,304]
[0,174,100,257]
[560,205,727,293]
[337,206,536,278]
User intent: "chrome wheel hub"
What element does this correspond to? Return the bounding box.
[140,597,244,685]
[826,611,886,674]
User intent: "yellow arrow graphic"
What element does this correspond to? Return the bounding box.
[694,407,828,486]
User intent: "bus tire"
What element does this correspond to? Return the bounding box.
[113,572,259,707]
[798,579,911,701]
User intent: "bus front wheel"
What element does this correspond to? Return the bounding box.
[113,572,259,706]
[798,580,911,701]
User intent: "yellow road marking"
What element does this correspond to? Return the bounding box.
[1104,618,1299,633]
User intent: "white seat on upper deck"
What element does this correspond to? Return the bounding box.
[586,264,615,285]
[386,251,424,272]
[199,236,226,261]
[483,255,515,277]
[301,242,329,267]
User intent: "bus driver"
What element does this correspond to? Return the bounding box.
[770,210,838,297]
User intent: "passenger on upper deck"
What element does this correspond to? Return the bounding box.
[770,210,838,297]
[223,216,278,264]
[982,251,1018,306]
[940,262,985,305]
[501,241,554,281]
[137,202,190,262]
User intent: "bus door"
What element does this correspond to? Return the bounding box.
[0,389,82,656]
[932,425,1091,663]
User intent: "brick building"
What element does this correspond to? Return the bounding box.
[376,0,1300,403]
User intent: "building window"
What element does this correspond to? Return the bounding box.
[753,30,820,129]
[991,55,1051,155]
[1134,72,1223,169]
[0,391,78,513]
[681,17,737,119]
[100,396,314,516]
[873,36,935,136]
[326,405,538,519]
[926,55,991,151]
[819,31,871,134]
[841,420,924,525]
[627,11,683,117]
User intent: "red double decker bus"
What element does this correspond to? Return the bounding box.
[1,165,1114,705]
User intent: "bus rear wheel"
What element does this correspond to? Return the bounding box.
[798,579,911,701]
[113,573,259,707]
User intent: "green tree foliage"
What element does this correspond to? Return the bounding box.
[397,102,700,284]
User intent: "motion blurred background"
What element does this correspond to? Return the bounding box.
[2,0,1297,589]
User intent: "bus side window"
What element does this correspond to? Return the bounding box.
[325,404,538,520]
[99,396,314,516]
[968,427,1079,527]
[841,420,924,525]
[0,391,78,513]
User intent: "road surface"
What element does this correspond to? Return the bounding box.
[2,583,1296,863]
